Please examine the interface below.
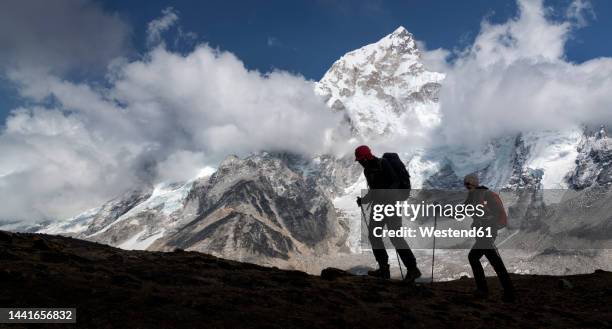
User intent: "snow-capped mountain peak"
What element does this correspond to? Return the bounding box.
[315,26,444,139]
[376,25,418,53]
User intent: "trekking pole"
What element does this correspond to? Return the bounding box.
[359,203,370,234]
[431,211,437,284]
[395,250,404,280]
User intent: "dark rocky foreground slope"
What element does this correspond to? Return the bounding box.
[1,231,611,329]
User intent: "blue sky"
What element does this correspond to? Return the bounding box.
[0,0,610,122]
[100,0,610,78]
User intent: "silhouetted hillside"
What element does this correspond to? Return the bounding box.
[1,231,611,328]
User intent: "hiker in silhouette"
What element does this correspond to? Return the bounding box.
[463,174,515,302]
[355,145,421,282]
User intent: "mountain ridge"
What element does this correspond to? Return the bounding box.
[1,230,611,329]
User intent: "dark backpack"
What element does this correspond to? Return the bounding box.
[382,152,411,198]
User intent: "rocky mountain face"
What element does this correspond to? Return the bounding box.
[567,126,612,189]
[34,26,612,275]
[41,152,360,269]
[147,153,353,266]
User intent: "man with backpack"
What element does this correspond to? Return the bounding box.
[355,145,421,282]
[463,174,515,302]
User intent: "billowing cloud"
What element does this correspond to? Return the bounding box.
[566,0,596,27]
[421,0,612,145]
[0,10,343,223]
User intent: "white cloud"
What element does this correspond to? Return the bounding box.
[0,37,343,223]
[146,7,179,46]
[156,150,207,183]
[421,0,612,145]
[566,0,596,27]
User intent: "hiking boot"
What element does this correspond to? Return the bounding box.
[403,267,422,283]
[472,289,489,299]
[368,264,390,280]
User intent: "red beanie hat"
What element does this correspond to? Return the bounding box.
[355,145,374,161]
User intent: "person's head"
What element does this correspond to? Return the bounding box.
[354,145,375,167]
[463,174,479,190]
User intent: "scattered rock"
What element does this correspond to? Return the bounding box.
[347,265,372,276]
[558,278,574,289]
[321,267,352,280]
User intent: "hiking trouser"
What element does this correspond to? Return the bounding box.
[468,237,514,293]
[367,209,417,270]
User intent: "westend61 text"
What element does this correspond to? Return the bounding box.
[371,201,486,222]
[372,226,494,239]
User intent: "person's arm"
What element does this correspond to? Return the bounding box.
[484,191,502,228]
[358,171,372,206]
[359,191,372,205]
